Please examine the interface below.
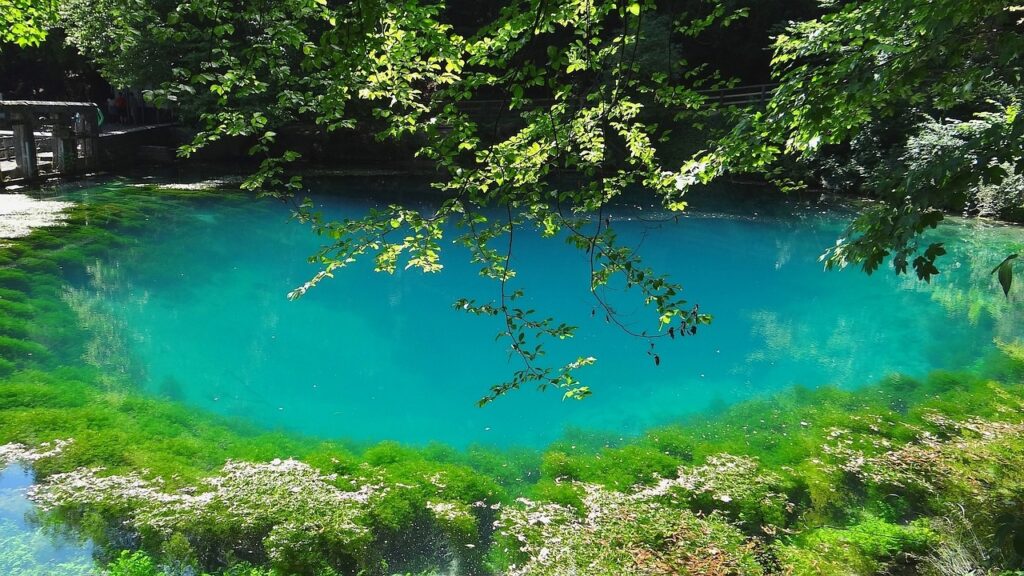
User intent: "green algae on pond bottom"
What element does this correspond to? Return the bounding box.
[6,349,1024,575]
[1,180,1024,574]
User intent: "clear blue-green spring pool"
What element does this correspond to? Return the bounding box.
[62,177,1024,448]
[4,176,1024,575]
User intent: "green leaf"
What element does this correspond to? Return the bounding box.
[991,254,1019,297]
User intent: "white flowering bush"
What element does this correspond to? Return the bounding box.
[0,439,74,468]
[31,458,378,573]
[495,481,763,575]
[642,454,792,533]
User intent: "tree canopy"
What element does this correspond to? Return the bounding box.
[5,0,1023,402]
[693,0,1024,282]
[1,0,55,48]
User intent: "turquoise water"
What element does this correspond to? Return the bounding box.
[0,465,95,575]
[80,178,1024,448]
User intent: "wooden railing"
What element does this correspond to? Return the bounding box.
[0,100,100,186]
[451,83,779,112]
[702,83,777,107]
[0,135,13,161]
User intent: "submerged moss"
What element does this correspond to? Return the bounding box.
[5,354,1024,575]
[774,517,937,575]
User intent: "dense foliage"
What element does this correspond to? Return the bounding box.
[47,0,750,402]
[697,0,1024,286]
[2,0,1020,400]
[0,0,55,48]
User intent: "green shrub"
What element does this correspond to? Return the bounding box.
[364,440,419,466]
[107,551,166,576]
[539,444,680,488]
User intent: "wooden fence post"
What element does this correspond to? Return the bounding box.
[52,112,77,174]
[83,110,100,169]
[11,111,38,181]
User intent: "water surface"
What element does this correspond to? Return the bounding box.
[76,179,1024,447]
[0,465,95,575]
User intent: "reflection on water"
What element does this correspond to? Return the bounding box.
[924,217,1024,340]
[0,194,74,238]
[65,179,1024,448]
[0,464,95,575]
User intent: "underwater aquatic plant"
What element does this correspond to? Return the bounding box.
[496,482,762,575]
